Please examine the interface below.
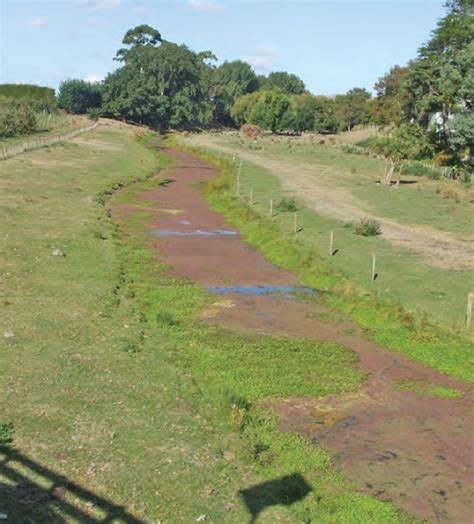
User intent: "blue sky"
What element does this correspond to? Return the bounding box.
[1,0,447,95]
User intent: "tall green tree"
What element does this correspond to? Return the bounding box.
[373,65,410,126]
[334,88,372,131]
[230,91,261,127]
[211,61,258,126]
[249,89,294,133]
[102,25,214,128]
[403,0,473,139]
[57,79,102,114]
[312,96,339,134]
[262,71,306,95]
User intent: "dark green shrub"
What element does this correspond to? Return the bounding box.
[0,422,14,446]
[0,97,37,138]
[122,339,140,353]
[276,196,298,212]
[58,79,102,115]
[354,218,382,236]
[402,162,442,179]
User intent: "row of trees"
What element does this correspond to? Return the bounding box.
[56,25,375,133]
[366,0,473,175]
[231,87,372,133]
[53,0,472,171]
[56,27,311,128]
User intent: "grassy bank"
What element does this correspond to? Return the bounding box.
[0,124,408,522]
[175,139,473,383]
[0,125,254,522]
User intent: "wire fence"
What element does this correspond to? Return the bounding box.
[0,121,99,160]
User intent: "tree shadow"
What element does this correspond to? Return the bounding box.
[238,473,312,523]
[0,446,144,523]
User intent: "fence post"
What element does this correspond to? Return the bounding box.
[467,292,474,330]
[249,188,253,205]
[236,159,242,196]
[294,211,298,234]
[329,230,334,255]
[269,198,273,217]
[371,254,376,282]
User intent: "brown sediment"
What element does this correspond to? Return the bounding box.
[110,142,474,523]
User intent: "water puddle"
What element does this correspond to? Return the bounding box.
[151,228,238,237]
[207,285,316,297]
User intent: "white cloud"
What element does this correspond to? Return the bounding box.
[28,17,47,28]
[80,0,121,12]
[188,0,226,13]
[246,45,279,73]
[84,73,104,83]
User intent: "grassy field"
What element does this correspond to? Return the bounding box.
[175,139,473,383]
[0,124,410,522]
[202,132,474,237]
[184,133,474,332]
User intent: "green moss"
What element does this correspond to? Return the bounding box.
[394,379,464,399]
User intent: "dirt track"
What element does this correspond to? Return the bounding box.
[187,134,474,271]
[112,144,474,522]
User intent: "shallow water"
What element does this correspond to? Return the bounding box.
[151,228,238,237]
[207,285,316,296]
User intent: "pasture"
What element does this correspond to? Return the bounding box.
[185,131,474,331]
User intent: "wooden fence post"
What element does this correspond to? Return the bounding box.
[269,198,273,217]
[249,188,253,205]
[294,212,298,234]
[371,254,376,282]
[467,292,474,330]
[329,230,334,255]
[236,159,242,196]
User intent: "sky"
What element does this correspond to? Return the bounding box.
[0,0,447,95]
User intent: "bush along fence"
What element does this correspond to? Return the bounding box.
[0,121,98,160]
[340,143,468,182]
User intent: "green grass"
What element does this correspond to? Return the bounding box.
[215,134,474,237]
[0,125,410,522]
[111,175,409,524]
[176,140,474,383]
[394,379,464,399]
[186,138,473,332]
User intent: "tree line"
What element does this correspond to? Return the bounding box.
[1,0,472,175]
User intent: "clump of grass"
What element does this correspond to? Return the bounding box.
[155,310,177,327]
[121,338,140,354]
[0,422,14,447]
[394,379,464,399]
[276,196,298,212]
[353,217,382,237]
[440,187,460,203]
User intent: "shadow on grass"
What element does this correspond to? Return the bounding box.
[0,446,143,523]
[239,473,312,523]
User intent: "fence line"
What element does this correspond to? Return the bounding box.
[0,121,99,161]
